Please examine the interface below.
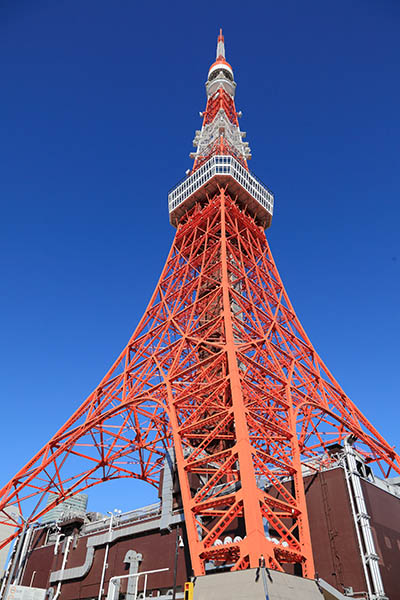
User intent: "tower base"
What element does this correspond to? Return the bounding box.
[191,568,347,600]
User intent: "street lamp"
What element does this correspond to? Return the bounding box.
[98,509,121,600]
[172,527,184,600]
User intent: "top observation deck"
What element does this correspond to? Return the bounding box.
[168,155,274,228]
[169,31,274,229]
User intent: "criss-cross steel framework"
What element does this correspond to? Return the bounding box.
[0,31,399,580]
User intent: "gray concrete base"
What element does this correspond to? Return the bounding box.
[192,568,329,600]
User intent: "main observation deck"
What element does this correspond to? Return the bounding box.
[168,155,274,228]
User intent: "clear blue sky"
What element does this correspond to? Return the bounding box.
[1,1,399,514]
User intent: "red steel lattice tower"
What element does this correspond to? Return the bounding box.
[1,31,399,580]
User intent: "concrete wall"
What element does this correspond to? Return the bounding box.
[192,568,324,600]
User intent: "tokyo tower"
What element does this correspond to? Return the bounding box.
[0,30,399,580]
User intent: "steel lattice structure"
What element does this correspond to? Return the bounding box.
[0,30,399,579]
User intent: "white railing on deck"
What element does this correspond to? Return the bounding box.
[168,155,274,217]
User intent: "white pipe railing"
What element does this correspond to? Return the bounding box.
[107,568,169,600]
[52,536,72,600]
